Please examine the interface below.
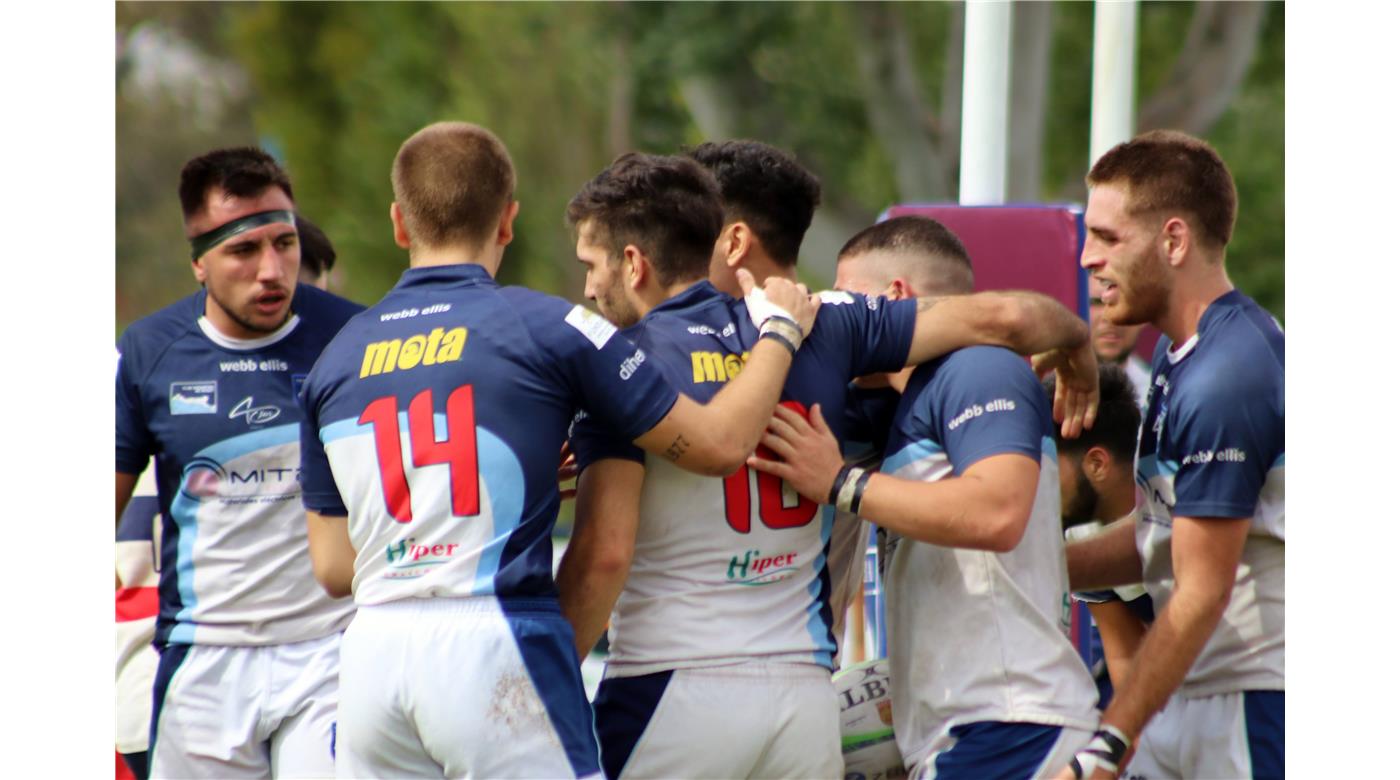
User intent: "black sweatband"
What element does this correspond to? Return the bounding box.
[834,466,868,514]
[849,468,875,515]
[189,209,297,260]
[1069,726,1130,779]
[828,464,855,505]
[759,329,798,356]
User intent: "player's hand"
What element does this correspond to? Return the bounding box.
[738,268,818,338]
[1032,341,1099,439]
[558,442,578,501]
[747,403,844,503]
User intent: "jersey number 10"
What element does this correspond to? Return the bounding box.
[722,400,817,533]
[359,386,480,523]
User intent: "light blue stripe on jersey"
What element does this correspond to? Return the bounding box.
[167,424,300,644]
[1272,453,1285,468]
[806,504,838,667]
[1041,436,1057,459]
[319,413,525,596]
[882,438,944,474]
[1137,454,1179,482]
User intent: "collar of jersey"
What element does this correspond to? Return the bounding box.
[198,313,301,351]
[648,279,722,318]
[1166,289,1244,365]
[395,263,496,289]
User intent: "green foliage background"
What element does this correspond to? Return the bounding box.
[116,1,1283,332]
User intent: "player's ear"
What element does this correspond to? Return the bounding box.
[622,244,648,290]
[497,200,520,247]
[725,221,753,269]
[390,202,411,249]
[886,278,914,301]
[1163,216,1189,267]
[190,256,207,285]
[1082,446,1112,485]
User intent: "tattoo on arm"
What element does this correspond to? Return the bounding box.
[663,434,691,462]
[916,297,941,312]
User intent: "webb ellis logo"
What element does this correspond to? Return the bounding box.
[361,327,468,378]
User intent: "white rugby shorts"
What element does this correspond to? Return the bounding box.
[149,632,340,779]
[1125,690,1284,780]
[335,596,600,779]
[594,661,842,779]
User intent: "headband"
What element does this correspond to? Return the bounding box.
[189,210,297,260]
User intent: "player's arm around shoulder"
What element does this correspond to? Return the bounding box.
[306,510,355,599]
[557,458,645,662]
[633,270,818,476]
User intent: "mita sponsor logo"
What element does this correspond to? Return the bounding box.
[361,326,467,378]
[726,548,798,586]
[691,350,750,383]
[219,358,289,373]
[947,398,1016,431]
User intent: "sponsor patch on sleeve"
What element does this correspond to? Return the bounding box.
[565,304,618,350]
[817,290,856,305]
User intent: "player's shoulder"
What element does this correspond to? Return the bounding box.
[938,345,1036,384]
[499,286,622,354]
[118,290,204,364]
[812,289,897,327]
[291,284,366,328]
[1176,292,1283,404]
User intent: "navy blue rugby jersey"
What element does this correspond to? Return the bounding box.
[297,264,678,606]
[570,281,916,673]
[879,347,1098,742]
[115,284,364,646]
[1135,289,1284,695]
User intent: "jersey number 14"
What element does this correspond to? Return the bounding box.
[359,386,480,523]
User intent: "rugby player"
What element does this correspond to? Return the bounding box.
[295,215,336,290]
[296,122,817,779]
[1045,365,1153,703]
[750,215,1102,779]
[1053,130,1284,780]
[559,158,1099,779]
[115,147,363,778]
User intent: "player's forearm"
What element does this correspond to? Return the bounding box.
[1066,517,1142,590]
[694,338,795,471]
[1099,575,1233,741]
[306,511,355,598]
[557,553,628,662]
[1087,601,1149,691]
[857,472,1030,553]
[116,470,139,529]
[908,291,1088,364]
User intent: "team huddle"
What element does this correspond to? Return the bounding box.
[115,122,1284,780]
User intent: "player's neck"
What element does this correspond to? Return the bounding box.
[742,254,794,287]
[1093,483,1136,524]
[1157,259,1233,347]
[408,245,503,277]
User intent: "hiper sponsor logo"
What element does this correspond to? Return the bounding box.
[360,326,467,378]
[726,548,798,586]
[384,537,461,579]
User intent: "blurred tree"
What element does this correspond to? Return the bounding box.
[117,0,1284,331]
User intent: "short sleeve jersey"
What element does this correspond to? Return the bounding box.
[115,285,364,646]
[298,265,678,606]
[1135,289,1284,696]
[878,347,1098,768]
[571,282,916,674]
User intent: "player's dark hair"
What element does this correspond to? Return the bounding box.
[392,121,516,250]
[683,140,821,266]
[838,215,975,293]
[296,215,336,278]
[1043,363,1141,461]
[1086,129,1237,250]
[178,147,294,221]
[566,152,723,287]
